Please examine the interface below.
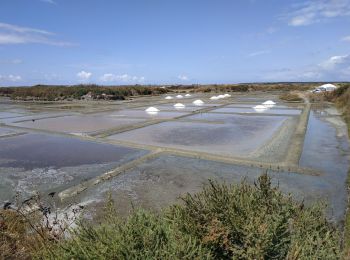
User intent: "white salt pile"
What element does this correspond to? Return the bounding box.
[145,107,159,112]
[145,107,159,115]
[262,100,276,108]
[174,103,185,109]
[210,96,219,100]
[165,96,173,100]
[193,99,204,106]
[185,94,191,97]
[263,100,276,105]
[224,94,231,97]
[217,95,226,99]
[253,105,267,113]
[176,95,183,98]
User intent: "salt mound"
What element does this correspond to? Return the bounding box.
[210,96,219,100]
[165,96,173,100]
[253,105,267,113]
[185,94,191,97]
[193,99,204,106]
[176,95,183,98]
[174,103,185,108]
[224,94,231,97]
[217,95,226,99]
[263,100,276,105]
[145,107,159,112]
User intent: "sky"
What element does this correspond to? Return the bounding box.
[0,0,349,86]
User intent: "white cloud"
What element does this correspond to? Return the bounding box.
[77,70,92,81]
[0,74,22,82]
[0,22,74,46]
[177,75,189,81]
[319,54,350,70]
[342,35,350,42]
[100,73,145,83]
[0,22,52,35]
[248,50,271,57]
[263,53,350,81]
[286,0,350,26]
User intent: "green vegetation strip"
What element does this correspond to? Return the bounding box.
[35,174,340,259]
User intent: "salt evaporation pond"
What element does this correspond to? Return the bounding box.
[0,133,147,202]
[107,115,287,157]
[9,114,147,134]
[76,154,346,222]
[99,109,188,119]
[187,112,290,124]
[212,107,301,115]
[0,95,349,224]
[0,127,19,136]
[300,108,350,221]
[136,105,204,112]
[225,103,298,109]
[0,111,27,119]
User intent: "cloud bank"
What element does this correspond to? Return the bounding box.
[100,73,145,83]
[0,22,74,46]
[286,0,350,26]
[263,54,350,81]
[0,74,22,82]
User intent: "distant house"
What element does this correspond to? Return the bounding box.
[312,83,337,93]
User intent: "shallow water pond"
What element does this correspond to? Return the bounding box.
[0,133,148,202]
[108,116,287,157]
[300,109,350,221]
[10,114,147,134]
[77,155,345,223]
[96,109,188,119]
[211,107,301,115]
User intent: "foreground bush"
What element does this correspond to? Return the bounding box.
[36,174,340,259]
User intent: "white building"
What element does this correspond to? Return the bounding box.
[313,83,337,93]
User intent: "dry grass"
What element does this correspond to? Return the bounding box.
[279,92,303,102]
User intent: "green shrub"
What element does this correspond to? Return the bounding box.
[0,85,168,101]
[37,200,210,259]
[36,174,340,259]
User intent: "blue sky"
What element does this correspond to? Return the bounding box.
[0,0,349,86]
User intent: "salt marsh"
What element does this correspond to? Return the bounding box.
[0,93,348,224]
